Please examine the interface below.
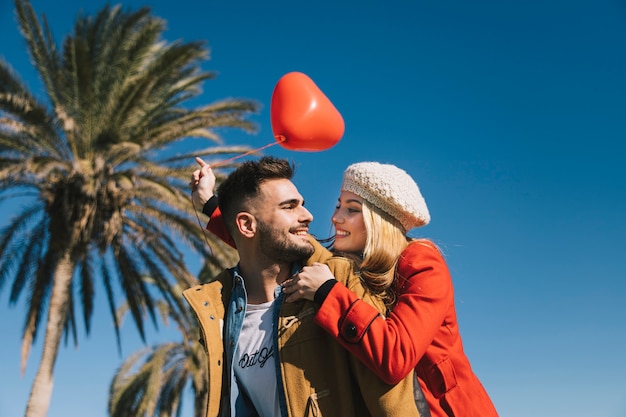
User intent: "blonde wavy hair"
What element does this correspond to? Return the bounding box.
[358,200,409,307]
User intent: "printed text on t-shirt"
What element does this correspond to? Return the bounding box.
[238,346,274,369]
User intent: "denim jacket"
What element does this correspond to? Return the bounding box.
[225,265,301,416]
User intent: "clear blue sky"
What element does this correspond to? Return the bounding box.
[2,1,626,416]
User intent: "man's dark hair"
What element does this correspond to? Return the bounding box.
[217,156,295,231]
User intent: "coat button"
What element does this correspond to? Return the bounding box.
[345,323,358,339]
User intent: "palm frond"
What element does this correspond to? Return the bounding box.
[2,1,258,414]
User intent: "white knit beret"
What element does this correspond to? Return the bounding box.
[341,162,430,232]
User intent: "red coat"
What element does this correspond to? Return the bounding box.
[315,240,498,417]
[207,206,235,248]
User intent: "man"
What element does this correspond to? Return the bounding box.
[184,156,421,417]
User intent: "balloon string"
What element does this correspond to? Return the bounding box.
[191,196,213,250]
[210,136,286,167]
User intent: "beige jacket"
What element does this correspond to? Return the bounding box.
[183,237,421,417]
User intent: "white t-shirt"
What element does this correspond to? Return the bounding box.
[234,299,280,417]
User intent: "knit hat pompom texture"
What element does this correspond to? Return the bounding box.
[341,162,430,232]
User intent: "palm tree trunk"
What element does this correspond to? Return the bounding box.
[24,250,74,417]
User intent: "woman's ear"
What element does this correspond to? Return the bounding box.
[235,212,256,238]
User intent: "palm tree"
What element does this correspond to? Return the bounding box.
[108,257,234,417]
[0,1,258,416]
[108,258,236,417]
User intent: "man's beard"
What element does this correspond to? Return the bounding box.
[257,221,314,263]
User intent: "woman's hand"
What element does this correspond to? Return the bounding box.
[283,262,335,303]
[190,157,216,208]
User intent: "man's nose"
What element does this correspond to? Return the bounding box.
[300,206,313,223]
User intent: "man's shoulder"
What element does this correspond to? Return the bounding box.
[182,269,234,303]
[323,256,360,292]
[323,255,353,272]
[303,236,357,284]
[304,235,333,264]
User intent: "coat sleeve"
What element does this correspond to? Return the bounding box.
[323,256,421,417]
[206,206,237,249]
[314,240,453,385]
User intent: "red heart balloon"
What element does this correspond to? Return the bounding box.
[271,72,345,151]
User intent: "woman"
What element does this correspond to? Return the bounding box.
[282,162,498,417]
[191,159,499,417]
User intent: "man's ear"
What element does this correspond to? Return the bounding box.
[235,212,256,238]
